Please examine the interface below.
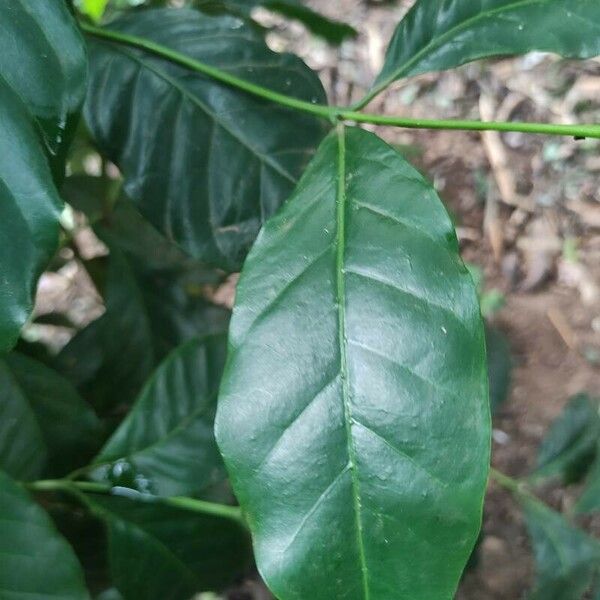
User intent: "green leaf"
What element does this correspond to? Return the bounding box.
[92,336,228,497]
[78,0,111,22]
[55,247,156,414]
[0,469,89,600]
[523,498,600,600]
[0,353,102,480]
[533,394,600,484]
[55,195,230,411]
[576,445,600,513]
[0,1,87,156]
[84,8,328,271]
[0,80,62,354]
[485,325,512,414]
[213,0,357,45]
[371,0,600,100]
[83,493,251,599]
[0,1,86,354]
[216,126,490,600]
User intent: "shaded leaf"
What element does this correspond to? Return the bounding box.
[92,336,228,497]
[216,127,489,600]
[576,443,600,514]
[371,0,600,100]
[0,353,102,479]
[0,1,87,157]
[0,470,89,600]
[0,79,62,354]
[83,493,251,599]
[55,196,231,413]
[55,247,156,414]
[85,8,327,270]
[0,1,86,353]
[523,498,600,600]
[533,394,600,484]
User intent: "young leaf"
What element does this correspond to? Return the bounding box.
[523,498,600,600]
[92,336,228,497]
[78,0,111,23]
[533,394,600,484]
[84,8,328,271]
[83,493,251,599]
[216,126,490,600]
[0,470,89,600]
[369,0,600,102]
[0,353,102,480]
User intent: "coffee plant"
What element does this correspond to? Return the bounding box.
[1,0,600,598]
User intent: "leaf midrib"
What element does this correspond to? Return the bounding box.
[335,124,370,599]
[377,0,547,90]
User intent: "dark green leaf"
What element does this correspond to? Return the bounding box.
[0,1,87,157]
[213,0,357,44]
[83,493,251,599]
[0,79,62,354]
[485,325,512,414]
[0,353,102,479]
[533,394,600,484]
[92,336,228,496]
[216,126,489,600]
[0,469,89,600]
[55,193,230,411]
[55,247,155,414]
[576,445,600,513]
[0,1,86,354]
[85,8,327,270]
[372,0,600,99]
[523,498,600,600]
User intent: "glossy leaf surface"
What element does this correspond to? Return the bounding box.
[0,353,102,480]
[0,80,62,354]
[0,2,86,353]
[92,337,228,496]
[0,0,87,155]
[216,126,489,599]
[85,8,327,270]
[83,494,251,599]
[534,394,600,484]
[372,0,600,98]
[523,498,600,600]
[0,470,88,600]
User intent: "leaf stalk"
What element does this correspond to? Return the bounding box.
[25,479,247,527]
[81,22,600,140]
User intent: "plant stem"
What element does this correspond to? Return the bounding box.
[26,479,246,527]
[489,467,523,494]
[81,21,600,140]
